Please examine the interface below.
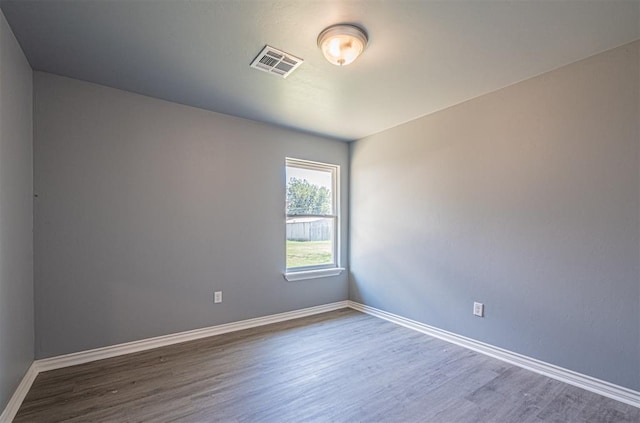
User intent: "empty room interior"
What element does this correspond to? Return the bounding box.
[1,0,640,422]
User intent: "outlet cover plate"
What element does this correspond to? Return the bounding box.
[473,302,484,317]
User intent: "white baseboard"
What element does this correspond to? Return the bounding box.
[0,363,38,423]
[37,301,349,372]
[347,300,640,409]
[3,299,638,422]
[1,301,349,421]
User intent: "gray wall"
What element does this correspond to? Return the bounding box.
[34,72,349,359]
[0,11,33,411]
[350,41,639,391]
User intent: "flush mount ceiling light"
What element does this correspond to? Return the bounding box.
[317,24,368,66]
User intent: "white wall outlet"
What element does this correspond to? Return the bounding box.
[214,291,222,303]
[473,302,484,317]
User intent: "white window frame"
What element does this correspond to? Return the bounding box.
[284,158,344,281]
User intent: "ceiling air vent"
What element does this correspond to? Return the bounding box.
[250,45,303,78]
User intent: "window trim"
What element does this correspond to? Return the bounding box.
[284,267,345,282]
[284,157,341,279]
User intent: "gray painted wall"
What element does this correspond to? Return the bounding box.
[350,41,640,391]
[33,72,349,358]
[0,10,33,411]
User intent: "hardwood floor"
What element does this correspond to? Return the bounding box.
[15,309,640,422]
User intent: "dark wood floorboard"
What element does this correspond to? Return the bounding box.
[14,309,640,422]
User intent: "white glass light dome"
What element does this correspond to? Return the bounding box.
[317,24,368,66]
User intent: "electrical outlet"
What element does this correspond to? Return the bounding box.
[214,291,222,303]
[473,302,484,317]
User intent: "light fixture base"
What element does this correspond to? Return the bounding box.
[317,24,368,66]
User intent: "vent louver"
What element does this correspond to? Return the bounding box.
[250,45,303,78]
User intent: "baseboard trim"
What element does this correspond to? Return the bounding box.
[4,299,637,421]
[0,363,38,423]
[1,301,349,422]
[37,300,349,372]
[347,300,640,409]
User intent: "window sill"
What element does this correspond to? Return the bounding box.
[284,267,345,282]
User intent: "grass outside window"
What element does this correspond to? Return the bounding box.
[286,240,332,268]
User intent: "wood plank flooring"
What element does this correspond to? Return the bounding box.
[15,309,640,422]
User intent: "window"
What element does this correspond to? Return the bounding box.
[284,158,343,281]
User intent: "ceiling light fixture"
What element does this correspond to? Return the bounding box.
[317,24,368,66]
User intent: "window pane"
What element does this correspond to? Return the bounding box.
[286,166,333,215]
[285,158,339,272]
[286,217,334,268]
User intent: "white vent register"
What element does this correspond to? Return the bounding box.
[250,45,303,78]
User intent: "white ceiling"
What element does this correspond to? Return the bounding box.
[1,0,638,141]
